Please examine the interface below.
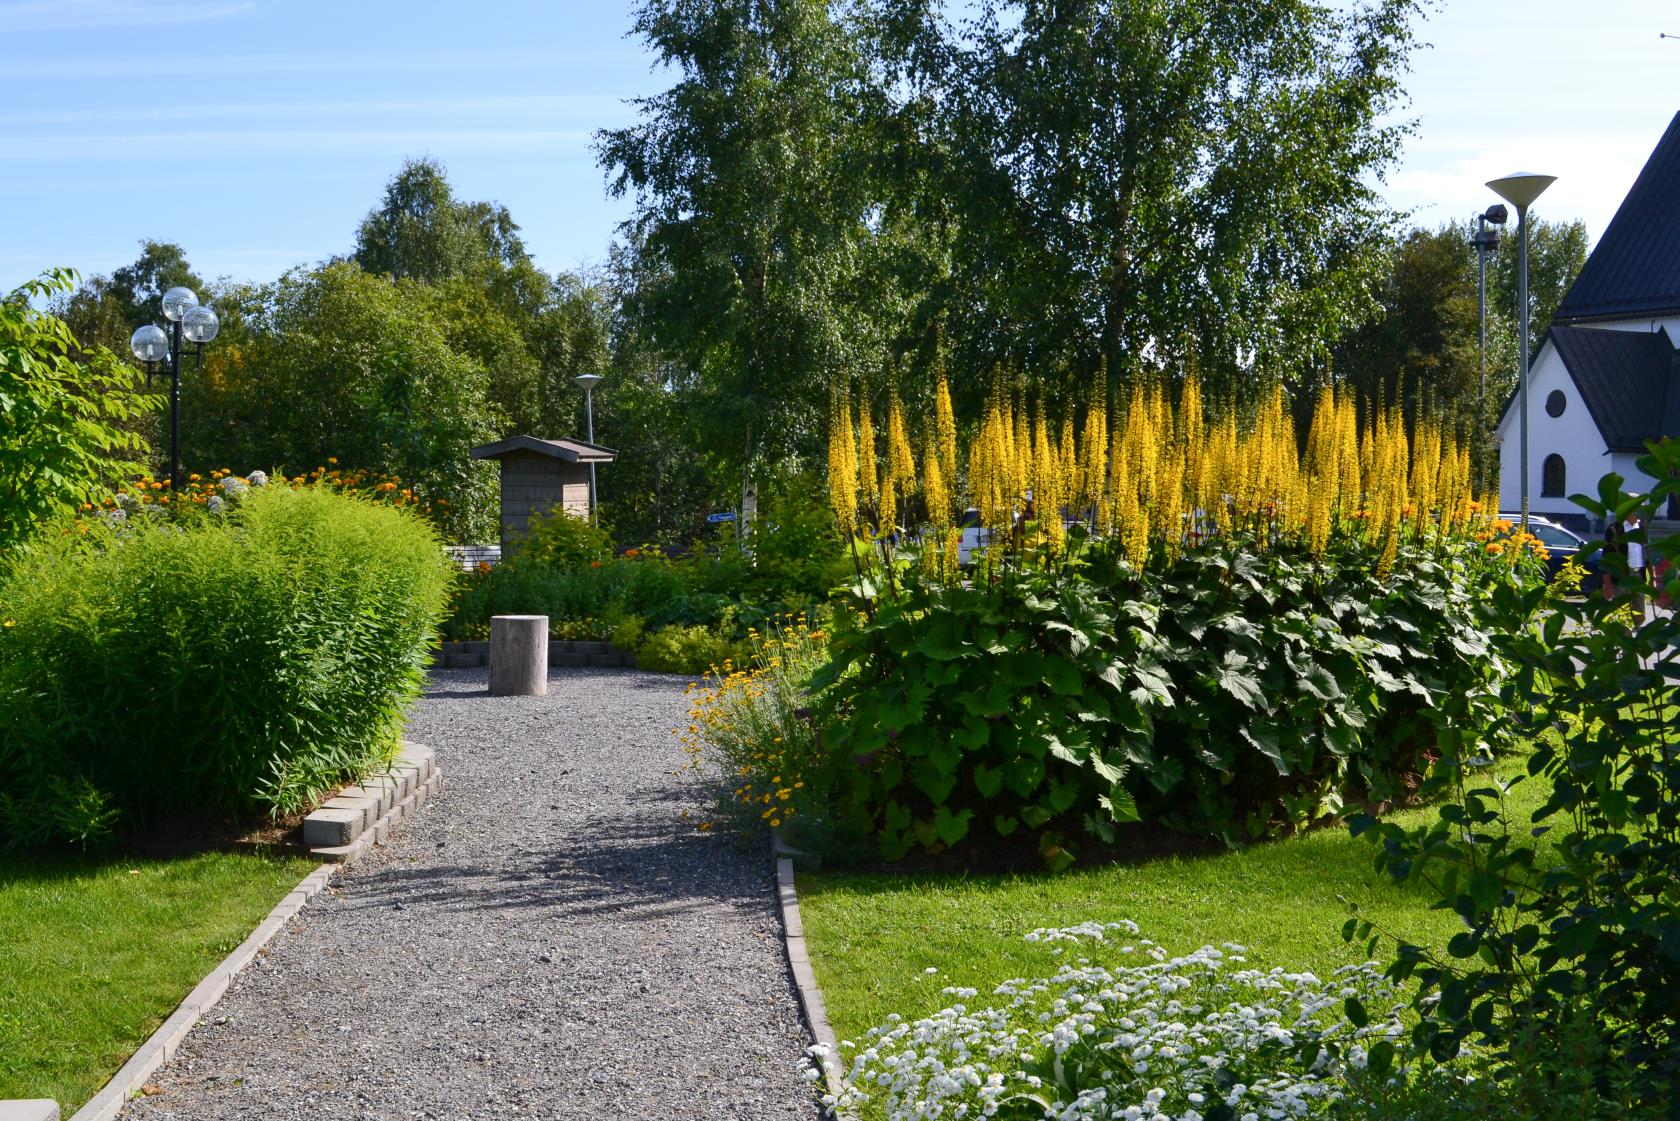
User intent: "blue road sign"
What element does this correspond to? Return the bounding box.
[707,511,737,524]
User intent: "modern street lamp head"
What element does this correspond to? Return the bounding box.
[182,305,219,344]
[1486,173,1556,212]
[1481,204,1509,224]
[574,373,604,392]
[160,286,199,322]
[130,324,169,363]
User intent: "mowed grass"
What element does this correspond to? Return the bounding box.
[799,755,1551,1048]
[0,847,315,1108]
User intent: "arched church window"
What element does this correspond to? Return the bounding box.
[1542,453,1566,498]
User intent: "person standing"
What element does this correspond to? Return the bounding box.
[1625,510,1646,615]
[1604,516,1625,601]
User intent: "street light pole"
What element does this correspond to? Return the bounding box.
[1471,204,1506,494]
[131,286,218,492]
[574,373,605,523]
[1487,172,1556,531]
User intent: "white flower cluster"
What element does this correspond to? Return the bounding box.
[220,474,249,497]
[808,923,1409,1121]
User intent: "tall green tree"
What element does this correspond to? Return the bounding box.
[1335,227,1481,419]
[353,157,533,288]
[1332,215,1588,490]
[1489,214,1589,357]
[598,0,893,489]
[888,0,1422,401]
[354,159,621,439]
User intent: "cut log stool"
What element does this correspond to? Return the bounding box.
[489,614,549,696]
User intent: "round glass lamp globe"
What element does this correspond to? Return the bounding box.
[160,286,199,322]
[130,324,169,362]
[182,305,219,344]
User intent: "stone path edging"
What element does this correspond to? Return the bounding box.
[773,838,851,1120]
[306,743,443,862]
[66,747,442,1121]
[67,862,337,1121]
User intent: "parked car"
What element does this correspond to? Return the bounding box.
[1497,512,1601,590]
[957,507,990,565]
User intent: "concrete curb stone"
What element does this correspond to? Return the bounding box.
[56,743,444,1121]
[772,830,854,1120]
[0,1102,58,1121]
[66,863,338,1121]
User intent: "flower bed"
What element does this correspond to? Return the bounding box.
[685,378,1550,866]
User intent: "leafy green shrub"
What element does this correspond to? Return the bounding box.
[516,507,614,570]
[1347,443,1680,1107]
[442,478,848,650]
[443,551,704,641]
[632,623,746,675]
[0,270,157,556]
[811,528,1537,864]
[0,485,453,847]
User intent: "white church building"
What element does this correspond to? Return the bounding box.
[1496,111,1680,530]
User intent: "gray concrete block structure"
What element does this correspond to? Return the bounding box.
[0,1101,59,1121]
[469,435,617,552]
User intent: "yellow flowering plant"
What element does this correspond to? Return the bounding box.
[680,619,831,836]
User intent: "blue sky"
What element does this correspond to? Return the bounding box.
[3,0,1678,292]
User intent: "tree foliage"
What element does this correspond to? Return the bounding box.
[184,262,500,540]
[602,0,1426,465]
[1332,216,1588,489]
[599,0,904,483]
[909,0,1420,399]
[0,271,158,554]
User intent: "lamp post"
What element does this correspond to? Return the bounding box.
[1470,204,1507,494]
[130,286,218,492]
[574,373,604,522]
[1486,172,1556,530]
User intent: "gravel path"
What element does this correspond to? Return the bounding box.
[120,667,820,1121]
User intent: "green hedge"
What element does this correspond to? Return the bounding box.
[0,486,453,847]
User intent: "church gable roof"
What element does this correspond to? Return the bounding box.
[1550,325,1677,452]
[1553,111,1680,325]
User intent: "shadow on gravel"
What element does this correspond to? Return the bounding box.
[341,818,764,923]
[421,667,700,702]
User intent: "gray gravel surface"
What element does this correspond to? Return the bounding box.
[120,666,820,1121]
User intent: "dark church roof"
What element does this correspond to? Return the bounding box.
[1550,325,1680,452]
[1553,111,1680,325]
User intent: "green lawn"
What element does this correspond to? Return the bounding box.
[0,847,315,1108]
[799,757,1551,1049]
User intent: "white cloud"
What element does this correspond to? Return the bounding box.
[0,128,595,161]
[0,94,630,127]
[0,47,635,80]
[0,0,251,31]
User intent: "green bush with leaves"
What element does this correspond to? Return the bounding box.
[631,623,748,675]
[444,481,849,654]
[0,485,453,847]
[810,527,1538,865]
[0,270,158,556]
[1347,442,1680,1110]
